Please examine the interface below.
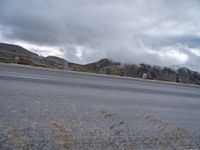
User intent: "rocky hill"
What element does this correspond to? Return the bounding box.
[0,43,200,85]
[0,43,69,69]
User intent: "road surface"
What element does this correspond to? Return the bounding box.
[0,63,200,149]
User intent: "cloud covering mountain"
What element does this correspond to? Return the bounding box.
[0,0,200,71]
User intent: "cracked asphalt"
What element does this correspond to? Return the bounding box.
[0,63,200,149]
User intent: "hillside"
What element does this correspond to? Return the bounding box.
[0,43,200,85]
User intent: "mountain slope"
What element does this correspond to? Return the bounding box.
[0,43,200,85]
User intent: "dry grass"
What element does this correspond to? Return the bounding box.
[13,137,29,150]
[96,108,114,117]
[3,126,29,150]
[143,114,197,149]
[42,104,77,149]
[50,122,76,149]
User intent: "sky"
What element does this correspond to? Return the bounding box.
[0,0,200,71]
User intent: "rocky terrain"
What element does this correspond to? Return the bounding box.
[0,43,200,85]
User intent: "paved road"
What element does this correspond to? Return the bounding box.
[0,63,200,149]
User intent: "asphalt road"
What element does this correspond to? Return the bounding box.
[0,63,200,150]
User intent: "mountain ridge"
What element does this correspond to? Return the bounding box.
[0,42,200,85]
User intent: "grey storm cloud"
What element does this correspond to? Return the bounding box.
[0,0,200,71]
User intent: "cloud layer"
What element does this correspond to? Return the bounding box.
[0,0,200,71]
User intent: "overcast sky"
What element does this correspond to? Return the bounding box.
[0,0,200,71]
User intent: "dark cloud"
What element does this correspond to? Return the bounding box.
[0,0,200,71]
